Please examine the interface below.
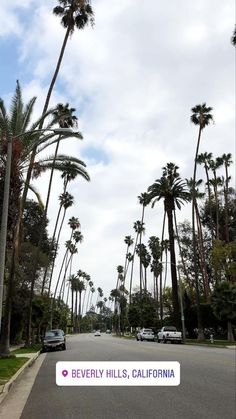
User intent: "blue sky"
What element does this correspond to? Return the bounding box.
[1,0,235,303]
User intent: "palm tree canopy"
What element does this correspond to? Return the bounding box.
[68,216,80,230]
[190,103,213,129]
[53,103,78,128]
[53,0,94,33]
[148,164,190,211]
[231,26,236,46]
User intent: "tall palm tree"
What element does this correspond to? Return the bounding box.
[219,153,232,242]
[21,0,94,211]
[45,192,74,295]
[69,274,77,331]
[76,276,85,333]
[148,163,190,328]
[191,103,213,340]
[86,280,94,313]
[209,158,223,239]
[197,152,214,239]
[148,236,162,319]
[129,220,145,300]
[123,236,134,284]
[81,273,91,316]
[41,162,88,293]
[186,178,209,299]
[231,26,236,46]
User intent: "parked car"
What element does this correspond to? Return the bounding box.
[106,329,111,334]
[136,328,155,342]
[42,329,66,351]
[94,330,101,336]
[157,326,182,343]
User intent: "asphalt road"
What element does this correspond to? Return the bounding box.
[3,334,236,419]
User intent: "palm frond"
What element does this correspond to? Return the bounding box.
[10,80,24,135]
[21,97,37,133]
[26,182,44,210]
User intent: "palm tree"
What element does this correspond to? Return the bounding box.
[209,158,223,239]
[217,153,232,243]
[129,220,145,300]
[148,163,190,328]
[197,152,214,239]
[41,161,88,293]
[86,280,94,313]
[191,103,213,340]
[123,236,134,284]
[76,276,85,333]
[231,26,236,46]
[45,193,74,295]
[186,178,209,299]
[69,274,77,331]
[81,274,91,316]
[21,1,94,211]
[148,236,162,319]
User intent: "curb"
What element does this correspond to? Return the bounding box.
[0,351,41,405]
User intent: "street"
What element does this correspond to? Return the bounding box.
[0,334,235,419]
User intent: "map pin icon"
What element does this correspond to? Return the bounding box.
[62,370,68,377]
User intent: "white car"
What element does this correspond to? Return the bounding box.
[136,328,155,342]
[94,330,101,336]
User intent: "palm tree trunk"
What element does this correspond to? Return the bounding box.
[165,200,180,329]
[160,211,166,323]
[224,165,230,243]
[129,232,139,304]
[192,126,204,340]
[204,165,214,240]
[71,288,74,332]
[78,292,82,333]
[75,291,78,333]
[0,132,12,340]
[195,202,210,299]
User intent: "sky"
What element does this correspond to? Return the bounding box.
[0,0,235,305]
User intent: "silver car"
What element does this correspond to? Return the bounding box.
[136,328,155,341]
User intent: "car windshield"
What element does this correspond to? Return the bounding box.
[143,329,153,333]
[164,327,177,332]
[45,331,63,338]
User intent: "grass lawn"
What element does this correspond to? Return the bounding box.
[0,357,29,385]
[11,344,42,354]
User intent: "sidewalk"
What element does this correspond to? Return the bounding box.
[0,346,41,405]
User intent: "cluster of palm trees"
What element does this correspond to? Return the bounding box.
[112,104,235,339]
[0,1,95,356]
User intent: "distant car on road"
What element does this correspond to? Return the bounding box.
[106,329,111,334]
[42,329,66,351]
[94,330,101,336]
[136,328,155,342]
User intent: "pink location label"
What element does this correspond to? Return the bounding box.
[62,370,68,377]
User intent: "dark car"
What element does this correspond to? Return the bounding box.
[42,329,66,351]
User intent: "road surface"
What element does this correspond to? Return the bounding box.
[0,334,235,419]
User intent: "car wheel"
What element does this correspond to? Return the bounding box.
[140,337,143,341]
[163,338,167,344]
[136,336,139,341]
[157,339,161,343]
[62,344,66,350]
